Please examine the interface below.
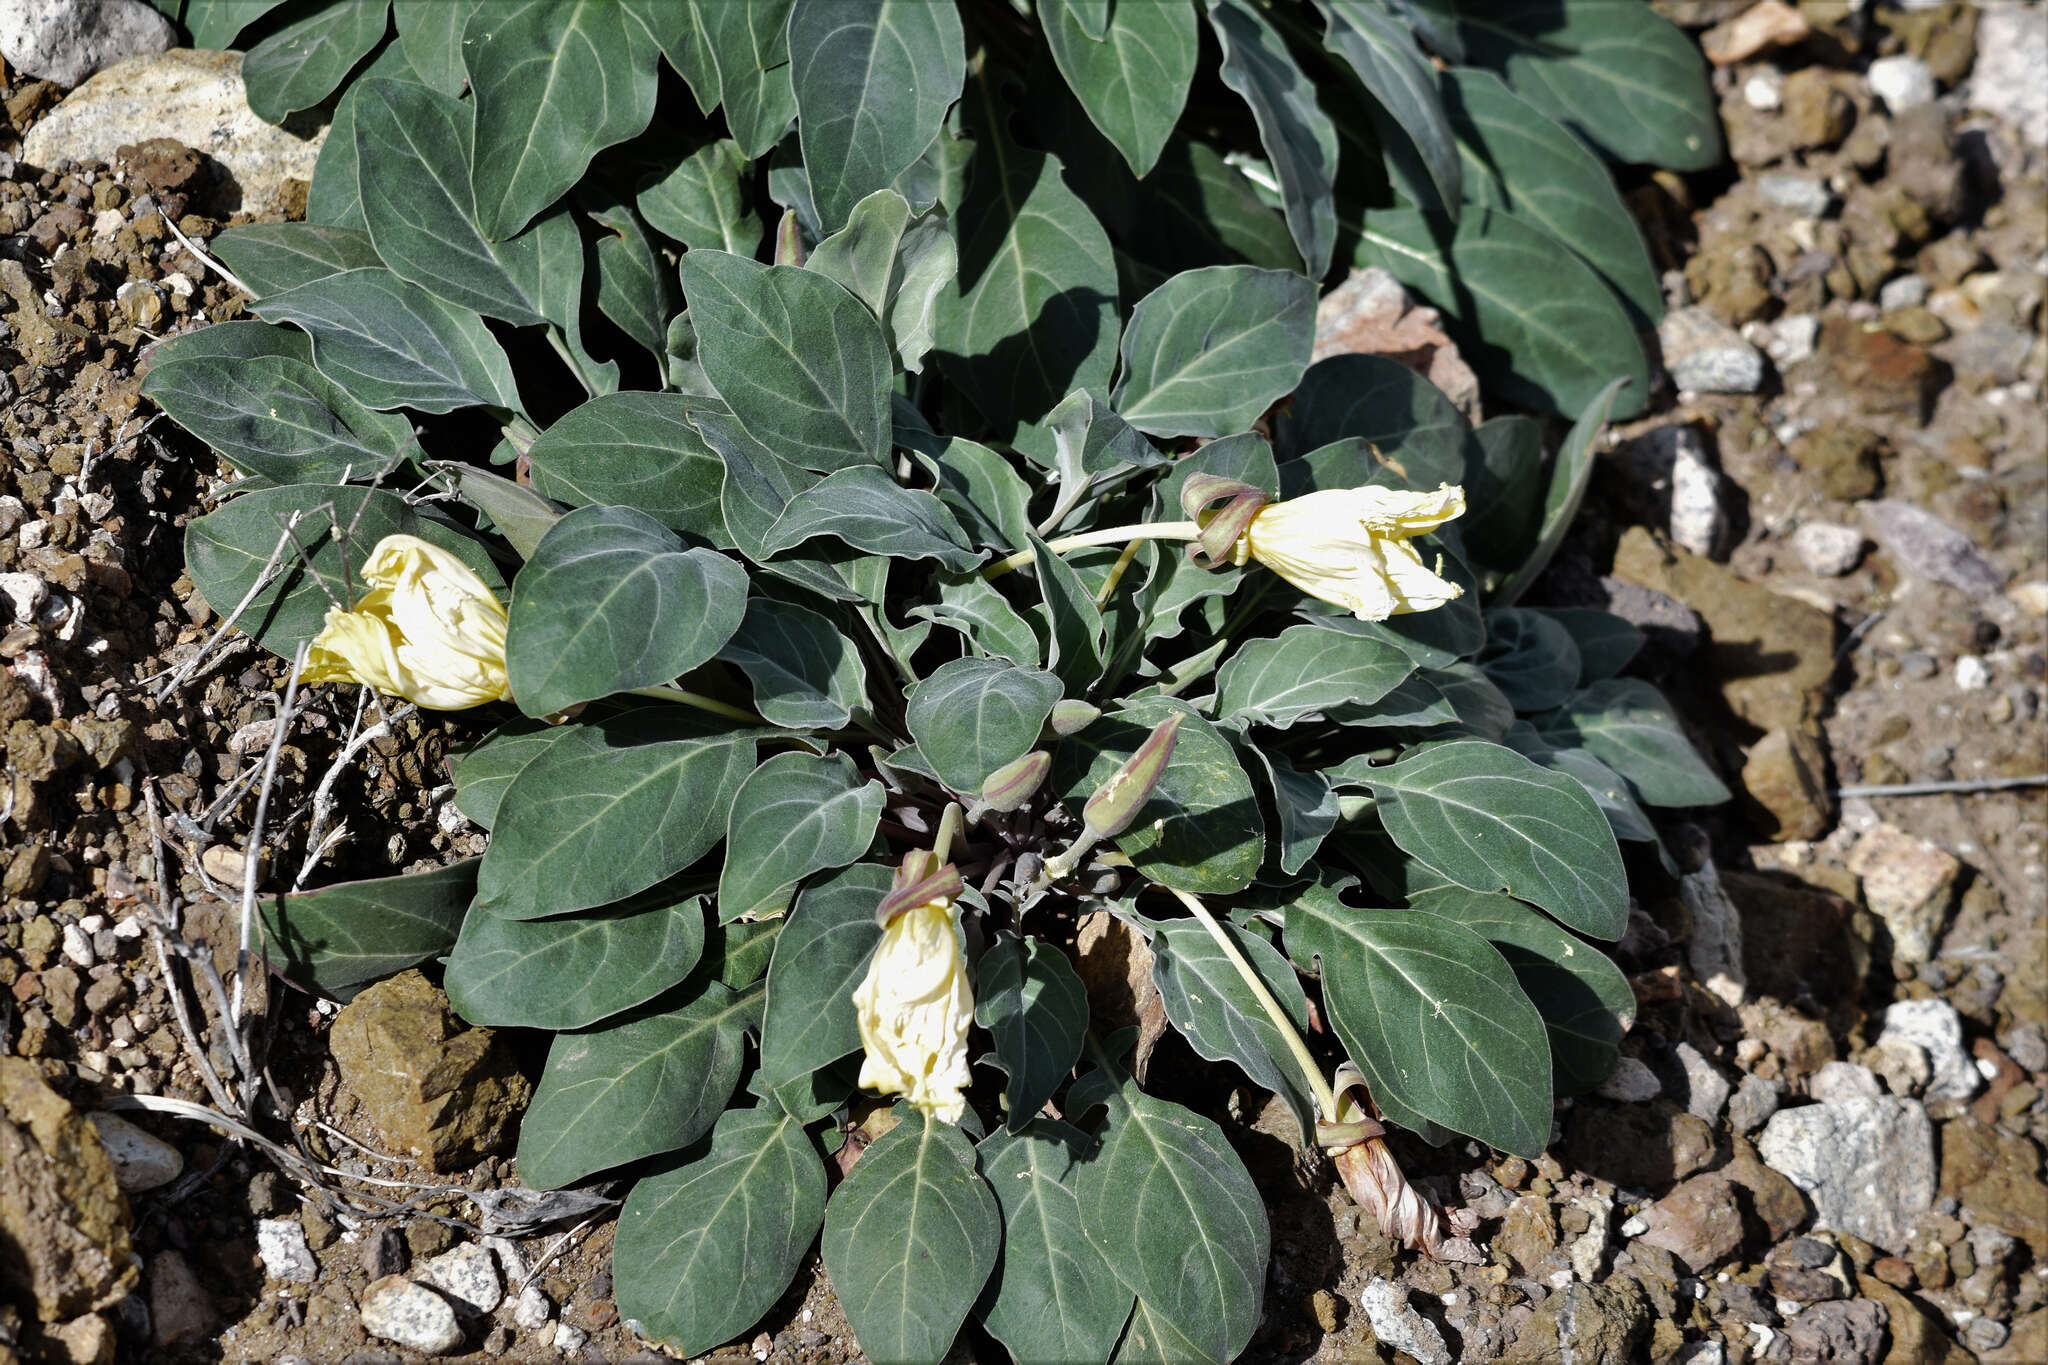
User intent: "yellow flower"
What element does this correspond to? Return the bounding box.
[853,880,973,1123]
[1233,483,1467,621]
[302,534,510,710]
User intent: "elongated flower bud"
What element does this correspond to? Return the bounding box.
[1083,712,1182,838]
[979,750,1051,813]
[303,534,509,710]
[1048,699,1102,737]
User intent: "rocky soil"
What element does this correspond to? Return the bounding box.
[0,4,2044,1364]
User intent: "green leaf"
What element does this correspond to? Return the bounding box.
[1215,622,1417,728]
[209,223,384,297]
[1055,697,1262,894]
[918,438,1035,554]
[516,980,760,1188]
[1027,532,1106,692]
[506,506,747,716]
[975,933,1089,1133]
[1353,205,1647,421]
[1477,608,1582,713]
[1340,738,1627,939]
[1327,670,1457,730]
[1149,915,1315,1142]
[757,862,888,1096]
[1317,0,1460,208]
[1116,1296,1220,1365]
[613,1106,826,1357]
[446,886,707,1030]
[716,596,868,730]
[690,414,847,599]
[183,484,503,657]
[1038,388,1167,530]
[350,78,556,324]
[1544,608,1643,683]
[585,193,677,360]
[476,709,756,920]
[1461,414,1544,573]
[1040,0,1197,178]
[242,0,389,124]
[142,353,417,486]
[1284,875,1552,1156]
[823,1108,1000,1365]
[1133,139,1300,274]
[428,461,565,561]
[913,572,1042,667]
[1111,266,1315,439]
[451,718,575,831]
[681,251,893,474]
[1505,723,1661,847]
[253,267,521,413]
[526,393,727,542]
[1418,661,1514,738]
[1238,743,1337,876]
[718,752,884,923]
[1535,678,1731,808]
[637,138,764,256]
[1075,1073,1268,1363]
[1492,376,1629,606]
[934,74,1119,437]
[763,465,982,570]
[261,859,473,1000]
[392,0,478,94]
[1274,354,1473,488]
[142,318,312,367]
[1445,68,1663,327]
[304,41,425,230]
[906,657,1062,795]
[806,189,957,375]
[1456,0,1720,171]
[975,1121,1131,1365]
[463,0,661,238]
[183,0,287,49]
[1411,886,1634,1096]
[787,0,965,233]
[1205,0,1338,279]
[665,0,796,159]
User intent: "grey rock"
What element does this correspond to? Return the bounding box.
[1945,322,2037,386]
[1868,54,1938,112]
[1676,1043,1732,1123]
[256,1218,318,1284]
[21,49,327,217]
[1682,858,1746,1008]
[148,1251,217,1348]
[1728,1074,1784,1134]
[1963,1317,2011,1353]
[1844,822,1962,965]
[419,1243,502,1315]
[1596,578,1704,658]
[513,1284,552,1329]
[1766,313,1821,368]
[1811,1061,1884,1104]
[360,1275,463,1355]
[1862,500,2006,596]
[551,1321,589,1354]
[1756,1097,1936,1253]
[1636,1172,1744,1271]
[1781,1297,1888,1364]
[1792,522,1865,577]
[1879,998,1981,1101]
[1758,174,1833,217]
[0,0,173,88]
[84,1112,182,1192]
[2003,1023,2048,1074]
[1360,1278,1450,1365]
[1879,274,1930,312]
[1598,1057,1663,1103]
[1660,306,1767,394]
[1972,3,2048,146]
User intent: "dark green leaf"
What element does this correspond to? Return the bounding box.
[587,195,677,359]
[1318,0,1460,207]
[1238,743,1337,875]
[1149,915,1315,1142]
[1027,532,1106,692]
[1274,353,1474,489]
[1477,607,1582,713]
[1206,0,1338,279]
[763,465,981,569]
[261,859,473,1000]
[1041,0,1197,178]
[430,461,565,560]
[446,887,707,1030]
[183,0,287,50]
[451,717,577,831]
[1112,266,1315,438]
[976,1121,1131,1365]
[638,138,763,256]
[667,0,796,158]
[757,862,888,1096]
[614,1106,826,1356]
[823,1108,1000,1365]
[242,0,389,124]
[976,934,1089,1132]
[1461,413,1544,572]
[1535,678,1730,807]
[1215,622,1417,727]
[806,188,957,374]
[717,596,868,730]
[906,657,1062,795]
[1543,608,1643,683]
[527,393,728,542]
[516,980,759,1188]
[718,752,884,923]
[392,0,478,94]
[209,223,384,296]
[1492,376,1629,605]
[917,438,1035,554]
[142,353,417,485]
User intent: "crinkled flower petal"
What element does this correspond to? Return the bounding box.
[302,534,510,709]
[1239,483,1467,621]
[852,898,973,1123]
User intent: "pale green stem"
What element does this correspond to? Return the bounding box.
[933,802,965,865]
[982,521,1202,581]
[1167,885,1339,1122]
[545,325,598,399]
[1093,537,1146,608]
[1034,826,1104,888]
[627,685,765,724]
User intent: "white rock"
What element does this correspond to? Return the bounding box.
[1670,440,1728,560]
[60,922,94,967]
[91,207,124,238]
[1765,314,1820,368]
[1660,306,1768,394]
[1845,823,1961,964]
[0,572,48,624]
[419,1243,502,1315]
[483,1235,530,1284]
[0,0,173,88]
[552,1321,589,1354]
[1677,1042,1732,1123]
[1359,1279,1450,1365]
[1744,69,1785,111]
[1728,1073,1784,1135]
[1597,1057,1663,1103]
[1758,174,1832,217]
[21,49,327,217]
[85,1111,184,1192]
[1881,998,1982,1100]
[1568,1192,1612,1282]
[1792,522,1865,577]
[1954,656,1991,691]
[1972,3,2048,146]
[1867,54,1938,113]
[360,1275,463,1356]
[256,1217,318,1284]
[1757,1096,1936,1253]
[1879,274,1930,312]
[1810,1060,1884,1105]
[513,1285,553,1329]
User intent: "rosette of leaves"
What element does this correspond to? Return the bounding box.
[154,2,1725,1360]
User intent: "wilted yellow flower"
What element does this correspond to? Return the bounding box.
[303,534,510,710]
[853,860,973,1123]
[1233,483,1467,621]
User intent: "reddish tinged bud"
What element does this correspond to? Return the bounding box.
[1083,712,1183,838]
[979,750,1051,812]
[1048,699,1102,736]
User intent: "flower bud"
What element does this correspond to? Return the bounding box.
[1083,712,1182,838]
[302,534,510,710]
[979,750,1051,813]
[853,855,973,1124]
[1048,699,1101,736]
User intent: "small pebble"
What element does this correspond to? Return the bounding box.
[1954,656,1990,691]
[86,1112,184,1192]
[360,1276,462,1355]
[1793,522,1864,577]
[1765,314,1820,368]
[61,923,94,968]
[1867,54,1937,112]
[514,1285,552,1329]
[1758,174,1831,217]
[1879,275,1930,312]
[1744,69,1785,111]
[553,1321,589,1354]
[1900,651,1939,680]
[419,1243,502,1315]
[257,1218,319,1284]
